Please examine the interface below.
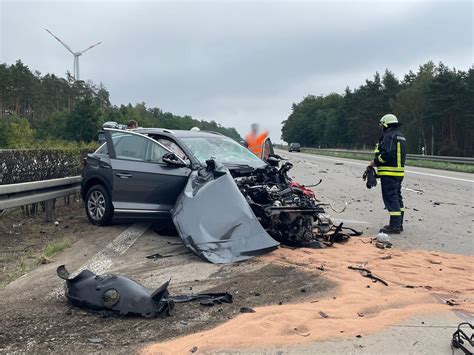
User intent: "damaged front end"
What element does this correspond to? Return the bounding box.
[171,160,279,264]
[233,159,360,245]
[172,157,360,264]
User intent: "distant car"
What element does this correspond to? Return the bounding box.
[289,143,301,152]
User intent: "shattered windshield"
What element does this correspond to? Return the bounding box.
[181,136,266,168]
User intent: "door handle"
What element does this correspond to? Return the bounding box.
[115,172,133,179]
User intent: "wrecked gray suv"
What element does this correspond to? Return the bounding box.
[81,128,358,263]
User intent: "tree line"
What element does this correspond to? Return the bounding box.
[0,60,241,148]
[281,62,473,157]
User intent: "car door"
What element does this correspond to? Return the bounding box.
[104,129,191,216]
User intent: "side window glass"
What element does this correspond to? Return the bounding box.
[111,132,167,162]
[95,143,108,155]
[149,141,169,163]
[156,137,189,163]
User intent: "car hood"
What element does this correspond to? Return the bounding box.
[171,160,279,263]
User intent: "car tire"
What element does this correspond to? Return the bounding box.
[85,184,113,226]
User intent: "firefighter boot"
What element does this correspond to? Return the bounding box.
[380,216,401,234]
[382,213,404,232]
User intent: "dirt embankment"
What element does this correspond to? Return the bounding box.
[0,199,96,287]
[143,238,474,354]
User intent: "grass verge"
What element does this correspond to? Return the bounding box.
[0,237,71,287]
[43,237,71,258]
[300,148,474,174]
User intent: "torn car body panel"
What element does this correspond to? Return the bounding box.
[57,265,233,317]
[57,265,173,318]
[171,162,280,264]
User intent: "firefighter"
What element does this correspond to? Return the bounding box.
[368,114,407,234]
[245,123,269,158]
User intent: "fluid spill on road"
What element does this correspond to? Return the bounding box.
[141,237,474,354]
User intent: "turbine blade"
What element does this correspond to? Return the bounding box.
[79,41,102,54]
[45,29,75,54]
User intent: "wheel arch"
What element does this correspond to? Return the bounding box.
[81,176,111,201]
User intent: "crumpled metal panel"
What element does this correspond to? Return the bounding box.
[171,161,279,263]
[57,265,173,318]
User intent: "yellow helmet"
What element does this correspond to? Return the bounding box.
[379,114,398,128]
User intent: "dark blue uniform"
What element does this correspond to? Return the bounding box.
[374,126,407,230]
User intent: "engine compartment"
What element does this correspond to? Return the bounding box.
[231,159,358,245]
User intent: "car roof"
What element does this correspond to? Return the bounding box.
[133,128,226,139]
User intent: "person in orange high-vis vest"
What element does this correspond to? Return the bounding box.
[245,124,269,159]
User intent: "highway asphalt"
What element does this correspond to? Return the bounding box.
[276,149,474,256]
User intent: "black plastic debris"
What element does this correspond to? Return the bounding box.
[145,253,172,260]
[348,266,389,286]
[170,293,233,306]
[451,322,473,355]
[319,311,329,318]
[240,307,256,313]
[57,265,233,318]
[57,265,173,318]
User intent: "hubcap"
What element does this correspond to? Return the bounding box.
[87,190,106,221]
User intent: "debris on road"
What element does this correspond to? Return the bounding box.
[446,299,460,306]
[240,307,256,313]
[318,311,329,318]
[348,266,389,286]
[57,265,232,318]
[87,336,103,344]
[145,253,172,259]
[451,322,473,355]
[172,293,233,306]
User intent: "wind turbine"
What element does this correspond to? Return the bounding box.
[45,29,101,80]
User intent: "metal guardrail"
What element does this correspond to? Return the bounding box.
[299,148,474,165]
[0,176,82,210]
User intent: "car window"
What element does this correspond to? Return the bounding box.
[111,131,168,162]
[154,136,190,164]
[181,136,266,168]
[95,143,108,155]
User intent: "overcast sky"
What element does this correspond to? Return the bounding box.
[1,0,472,142]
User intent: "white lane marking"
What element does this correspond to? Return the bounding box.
[300,155,473,183]
[49,223,150,299]
[332,218,370,225]
[402,187,423,194]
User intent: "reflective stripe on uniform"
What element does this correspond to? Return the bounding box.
[377,155,386,163]
[400,207,405,212]
[374,143,380,154]
[397,141,401,168]
[389,211,402,216]
[377,171,405,177]
[377,166,404,172]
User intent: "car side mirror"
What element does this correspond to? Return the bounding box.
[162,152,187,167]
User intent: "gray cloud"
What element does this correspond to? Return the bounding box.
[1,0,472,141]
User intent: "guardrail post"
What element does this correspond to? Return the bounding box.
[44,199,54,223]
